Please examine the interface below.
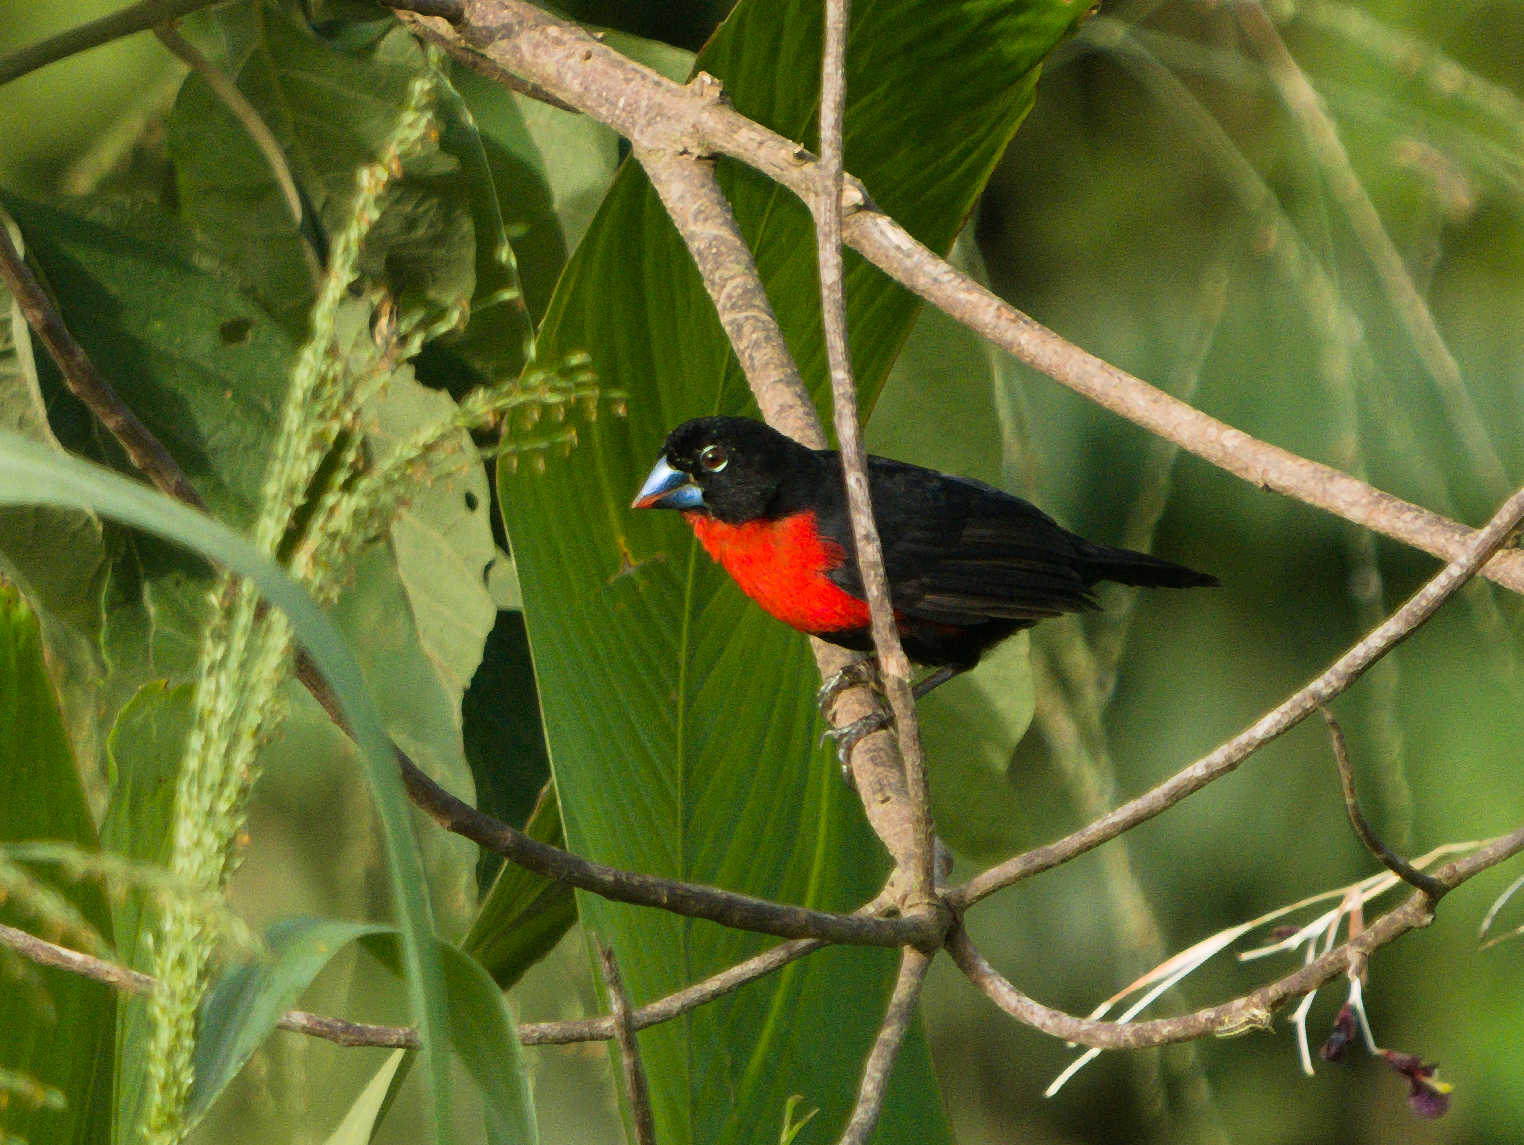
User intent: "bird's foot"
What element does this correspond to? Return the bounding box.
[816,657,881,719]
[821,710,893,785]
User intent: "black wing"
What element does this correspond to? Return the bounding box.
[827,458,1097,625]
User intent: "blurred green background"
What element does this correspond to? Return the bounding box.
[4,1,1523,1143]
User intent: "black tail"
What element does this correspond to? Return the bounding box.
[1079,542,1219,590]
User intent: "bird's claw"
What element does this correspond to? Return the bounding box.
[820,709,893,785]
[816,657,880,720]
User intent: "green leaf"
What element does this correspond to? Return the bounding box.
[497,1,1085,1142]
[0,434,450,1145]
[321,1049,411,1145]
[190,917,391,1125]
[0,228,110,766]
[0,245,107,643]
[361,933,538,1145]
[99,680,193,1145]
[436,941,537,1145]
[101,681,192,965]
[0,193,297,527]
[461,612,552,885]
[0,580,116,1145]
[462,787,575,989]
[365,378,498,716]
[193,919,539,1145]
[169,11,533,375]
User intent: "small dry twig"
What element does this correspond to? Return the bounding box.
[599,942,657,1145]
[1320,709,1446,899]
[836,948,932,1145]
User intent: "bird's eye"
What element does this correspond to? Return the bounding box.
[697,444,728,473]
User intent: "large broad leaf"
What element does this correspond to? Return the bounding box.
[0,581,116,1145]
[0,194,294,528]
[497,2,1085,1143]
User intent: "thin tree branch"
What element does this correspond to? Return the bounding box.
[948,819,1524,1050]
[2,915,828,1051]
[392,0,1524,595]
[0,921,420,1049]
[599,943,657,1145]
[951,483,1524,910]
[520,935,827,1045]
[0,212,206,509]
[1319,708,1446,900]
[813,0,936,908]
[836,948,931,1145]
[0,0,227,87]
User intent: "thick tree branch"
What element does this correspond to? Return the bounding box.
[395,0,1524,596]
[949,822,1524,1049]
[951,483,1524,909]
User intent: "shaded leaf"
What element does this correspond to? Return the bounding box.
[462,787,575,989]
[361,933,539,1145]
[461,611,552,887]
[321,1049,411,1145]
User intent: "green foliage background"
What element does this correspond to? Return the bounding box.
[2,1,1523,1144]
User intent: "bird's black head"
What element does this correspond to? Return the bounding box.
[631,416,817,524]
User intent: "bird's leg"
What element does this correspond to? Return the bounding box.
[910,664,969,700]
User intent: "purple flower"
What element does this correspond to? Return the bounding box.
[1381,1050,1452,1119]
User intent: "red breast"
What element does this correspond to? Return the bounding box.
[685,510,871,634]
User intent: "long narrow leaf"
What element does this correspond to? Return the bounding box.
[0,433,451,1144]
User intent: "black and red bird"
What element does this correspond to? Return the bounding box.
[632,416,1216,695]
